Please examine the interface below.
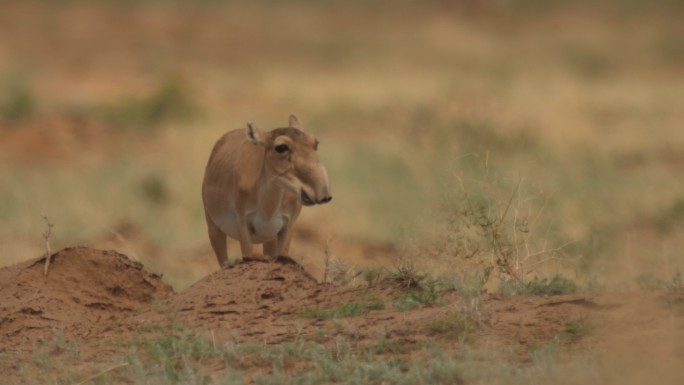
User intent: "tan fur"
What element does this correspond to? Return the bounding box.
[202,115,331,266]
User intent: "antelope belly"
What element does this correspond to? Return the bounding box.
[216,210,240,240]
[216,209,287,243]
[249,214,286,242]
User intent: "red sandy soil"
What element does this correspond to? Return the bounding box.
[0,247,172,349]
[2,246,682,383]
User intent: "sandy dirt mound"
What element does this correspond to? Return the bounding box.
[170,258,327,343]
[0,246,172,350]
[155,258,596,356]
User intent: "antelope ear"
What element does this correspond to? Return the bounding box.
[288,114,302,130]
[247,122,266,146]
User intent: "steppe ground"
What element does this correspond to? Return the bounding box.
[0,1,683,384]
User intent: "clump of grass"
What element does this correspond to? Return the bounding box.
[436,271,487,300]
[565,316,592,342]
[368,329,422,354]
[499,274,578,296]
[383,263,443,311]
[529,335,561,369]
[125,331,238,384]
[0,77,36,121]
[425,313,478,342]
[301,298,385,319]
[394,283,440,311]
[361,268,384,288]
[323,251,358,285]
[387,262,427,289]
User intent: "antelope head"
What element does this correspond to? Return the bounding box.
[247,115,332,206]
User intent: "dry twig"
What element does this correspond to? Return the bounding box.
[42,215,54,277]
[75,363,128,385]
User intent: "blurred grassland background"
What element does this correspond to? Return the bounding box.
[0,0,683,289]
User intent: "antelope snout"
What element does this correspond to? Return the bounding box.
[316,182,332,204]
[301,189,332,206]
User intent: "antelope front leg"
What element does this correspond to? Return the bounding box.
[263,240,278,259]
[236,213,254,259]
[277,221,295,257]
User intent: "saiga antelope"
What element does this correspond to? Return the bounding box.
[202,115,332,266]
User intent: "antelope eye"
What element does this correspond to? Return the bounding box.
[275,144,289,154]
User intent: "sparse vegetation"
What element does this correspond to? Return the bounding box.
[302,298,385,319]
[74,77,200,131]
[393,283,440,311]
[425,313,478,343]
[361,268,384,288]
[0,77,35,121]
[565,317,592,342]
[635,272,682,292]
[387,262,427,290]
[430,165,575,290]
[499,274,579,296]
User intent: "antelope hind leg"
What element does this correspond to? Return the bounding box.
[205,213,228,267]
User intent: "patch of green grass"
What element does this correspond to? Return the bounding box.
[499,274,578,296]
[125,336,240,384]
[301,298,385,319]
[425,313,478,343]
[436,272,487,300]
[394,283,440,311]
[9,324,644,385]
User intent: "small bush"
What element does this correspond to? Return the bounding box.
[387,263,426,289]
[431,163,573,290]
